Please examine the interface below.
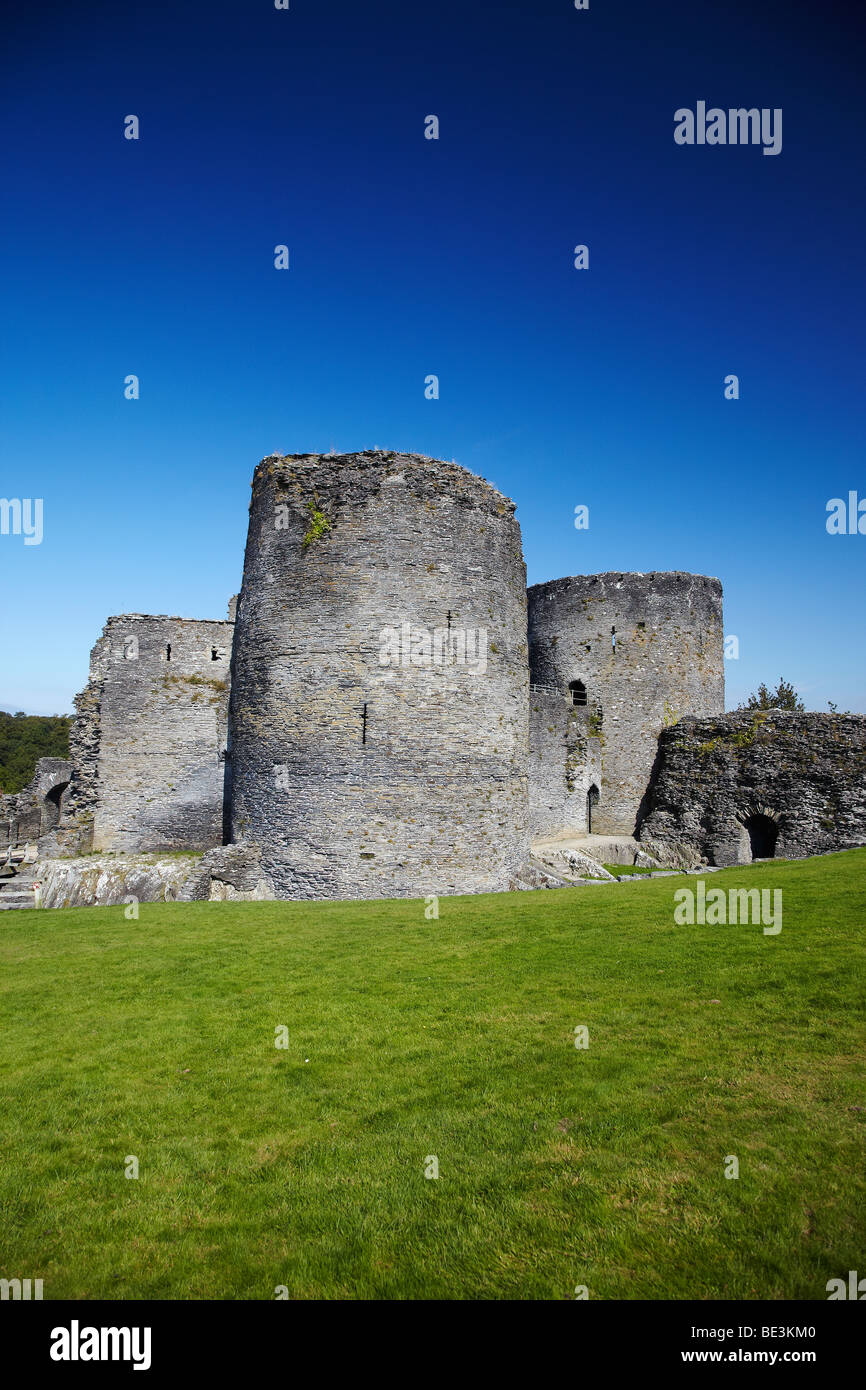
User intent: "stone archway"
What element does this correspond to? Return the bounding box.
[743,813,778,859]
[41,780,70,832]
[737,804,781,862]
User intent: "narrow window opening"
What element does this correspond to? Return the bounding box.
[211,647,218,661]
[42,780,70,832]
[166,644,172,661]
[361,702,368,745]
[569,680,587,707]
[446,610,452,633]
[611,627,616,652]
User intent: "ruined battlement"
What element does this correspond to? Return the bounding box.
[258,449,517,515]
[58,613,234,855]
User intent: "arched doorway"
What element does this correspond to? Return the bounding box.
[743,813,778,860]
[586,783,599,833]
[569,680,587,707]
[41,781,69,833]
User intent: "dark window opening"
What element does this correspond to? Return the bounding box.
[361,702,368,745]
[211,647,218,661]
[166,644,172,661]
[611,626,616,652]
[587,784,600,834]
[744,814,778,860]
[569,680,587,707]
[42,781,69,832]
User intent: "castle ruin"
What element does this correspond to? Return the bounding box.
[2,450,864,906]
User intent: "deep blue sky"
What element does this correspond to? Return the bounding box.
[2,0,864,715]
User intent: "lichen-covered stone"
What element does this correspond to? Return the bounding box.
[200,843,274,900]
[535,846,617,881]
[639,711,866,865]
[34,853,210,909]
[509,859,570,890]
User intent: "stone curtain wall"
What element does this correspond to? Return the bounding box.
[228,451,530,899]
[52,625,113,854]
[528,691,602,839]
[639,711,866,866]
[62,615,233,854]
[0,758,73,854]
[527,572,724,836]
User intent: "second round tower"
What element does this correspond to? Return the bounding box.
[528,571,724,836]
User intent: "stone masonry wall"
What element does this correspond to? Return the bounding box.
[528,572,724,836]
[60,614,234,854]
[0,758,74,854]
[528,690,602,839]
[639,711,866,866]
[228,451,529,899]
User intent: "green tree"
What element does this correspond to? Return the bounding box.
[738,678,805,713]
[0,711,72,794]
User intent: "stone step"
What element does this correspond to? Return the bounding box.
[0,874,38,909]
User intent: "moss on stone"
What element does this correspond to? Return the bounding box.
[302,499,332,549]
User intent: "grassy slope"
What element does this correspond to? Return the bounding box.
[0,850,864,1301]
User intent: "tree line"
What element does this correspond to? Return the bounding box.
[0,711,72,795]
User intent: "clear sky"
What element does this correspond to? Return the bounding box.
[2,0,864,715]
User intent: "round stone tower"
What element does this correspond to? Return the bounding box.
[527,572,724,836]
[228,451,529,899]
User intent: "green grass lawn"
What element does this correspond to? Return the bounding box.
[1,850,864,1300]
[602,862,656,878]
